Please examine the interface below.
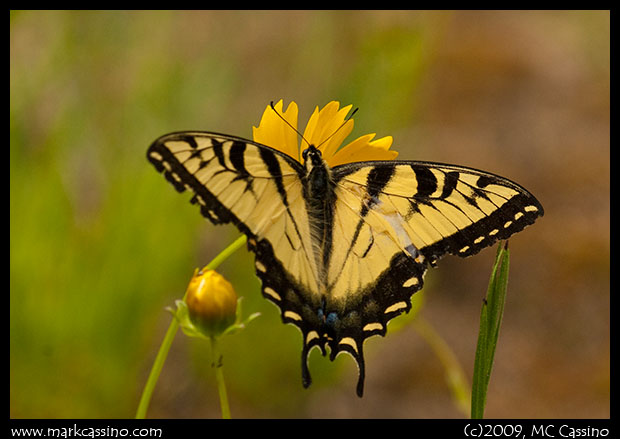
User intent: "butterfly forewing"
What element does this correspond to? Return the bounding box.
[332,160,544,263]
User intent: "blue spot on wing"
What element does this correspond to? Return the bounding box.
[326,312,338,326]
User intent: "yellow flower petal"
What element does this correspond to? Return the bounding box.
[328,134,397,167]
[252,99,398,167]
[302,102,354,161]
[319,106,355,161]
[253,100,300,161]
[301,105,321,151]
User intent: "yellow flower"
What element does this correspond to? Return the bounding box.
[185,269,238,337]
[252,100,398,167]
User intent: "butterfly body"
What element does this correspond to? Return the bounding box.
[301,145,336,282]
[148,131,543,397]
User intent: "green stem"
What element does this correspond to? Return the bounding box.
[210,336,231,419]
[135,317,179,419]
[135,234,247,419]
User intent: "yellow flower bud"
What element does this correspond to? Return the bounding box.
[185,269,237,337]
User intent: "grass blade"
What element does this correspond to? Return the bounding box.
[471,241,510,419]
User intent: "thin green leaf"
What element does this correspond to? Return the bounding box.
[471,241,510,419]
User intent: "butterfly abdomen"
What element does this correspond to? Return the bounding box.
[303,145,338,287]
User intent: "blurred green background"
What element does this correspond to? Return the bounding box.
[10,10,609,418]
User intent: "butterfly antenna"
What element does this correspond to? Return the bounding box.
[316,106,358,149]
[270,101,311,148]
